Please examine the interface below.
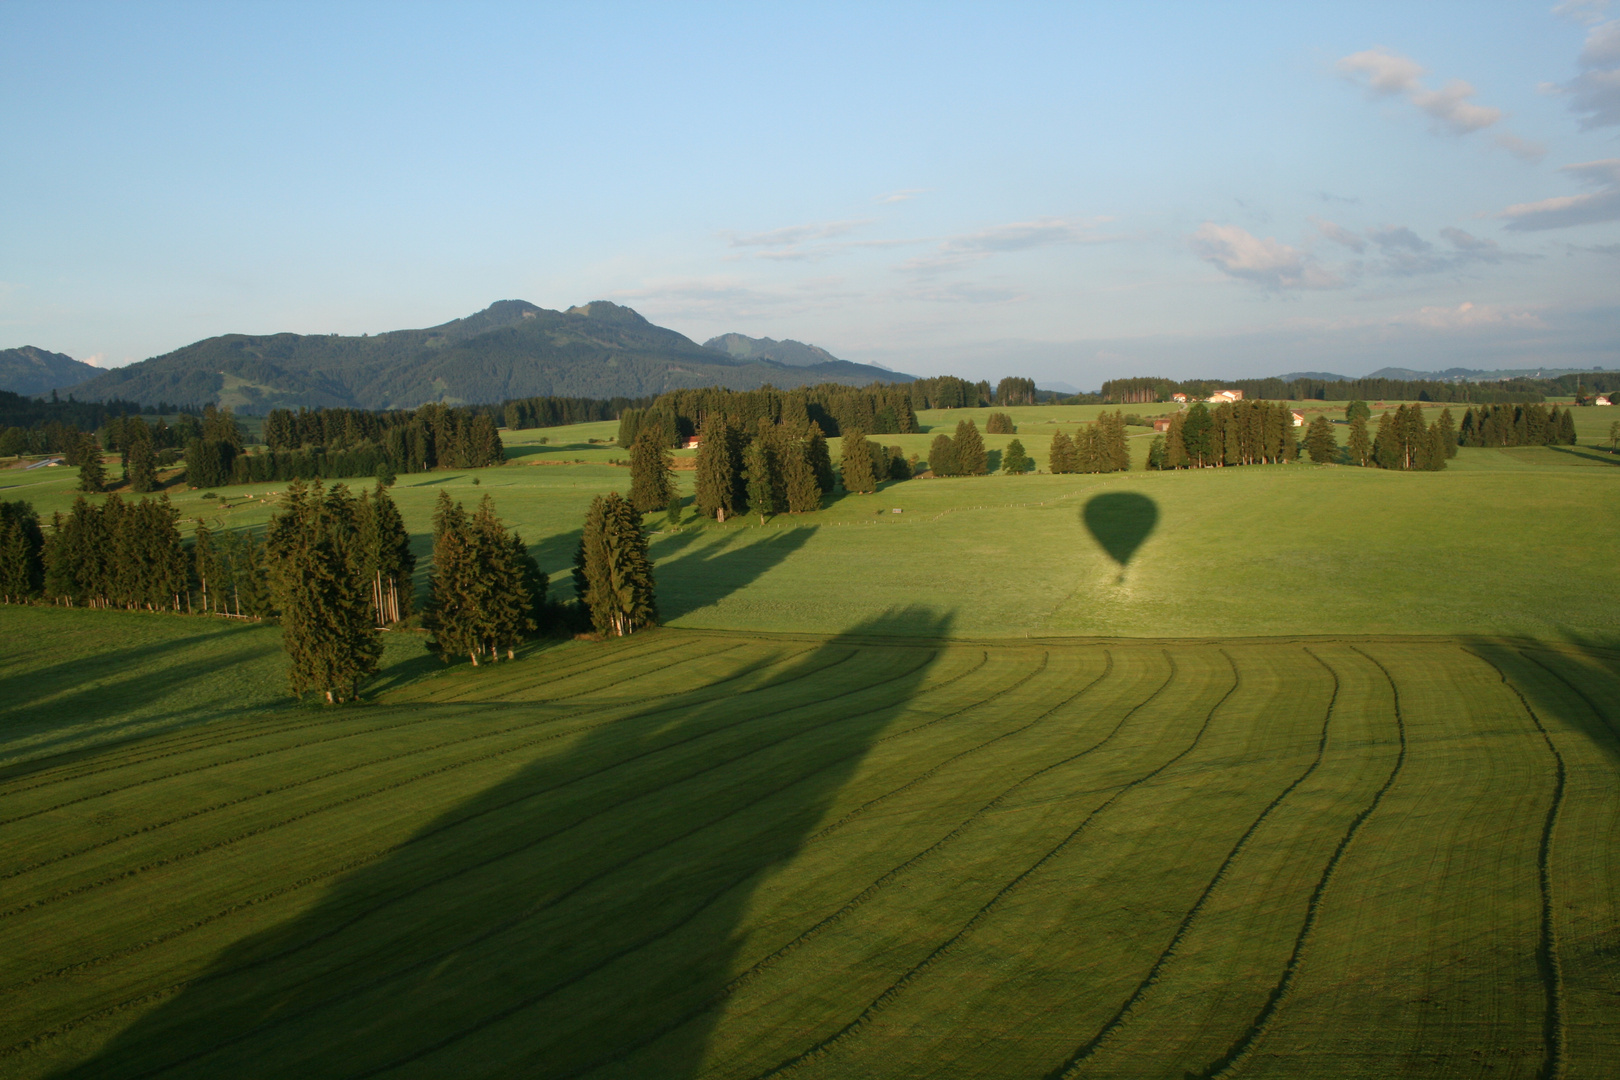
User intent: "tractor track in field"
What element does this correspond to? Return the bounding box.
[744,650,1230,1080]
[0,643,873,926]
[1188,643,1409,1079]
[0,633,704,792]
[0,644,792,883]
[333,652,1067,1079]
[0,636,720,810]
[1466,649,1567,1080]
[550,649,1123,1080]
[1045,646,1340,1078]
[17,648,969,1073]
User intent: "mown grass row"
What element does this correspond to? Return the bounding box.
[0,625,1615,1079]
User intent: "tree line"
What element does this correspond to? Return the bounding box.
[1457,403,1578,447]
[0,390,193,456]
[502,394,654,430]
[1049,411,1133,474]
[1147,401,1298,469]
[1099,374,1553,405]
[618,383,922,445]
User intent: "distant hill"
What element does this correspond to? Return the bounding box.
[1363,365,1620,383]
[704,333,847,369]
[0,347,101,397]
[63,301,912,412]
[1275,371,1354,382]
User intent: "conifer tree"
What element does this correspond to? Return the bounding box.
[666,491,684,526]
[1305,414,1337,463]
[1002,438,1031,474]
[77,433,106,493]
[1047,430,1075,474]
[1164,412,1187,468]
[930,433,959,477]
[0,501,44,603]
[1348,414,1372,467]
[193,519,220,613]
[782,441,822,512]
[358,480,415,624]
[743,441,774,523]
[1146,435,1168,470]
[840,427,878,492]
[1182,404,1213,467]
[127,417,157,493]
[805,422,836,493]
[1372,410,1401,469]
[694,415,740,521]
[1346,400,1371,424]
[1558,407,1577,445]
[468,412,504,467]
[1437,407,1458,458]
[578,492,657,636]
[266,480,380,702]
[953,419,987,475]
[629,429,674,512]
[986,412,1016,434]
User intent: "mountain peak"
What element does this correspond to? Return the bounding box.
[702,332,843,368]
[565,301,650,326]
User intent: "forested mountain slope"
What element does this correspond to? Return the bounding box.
[63,300,910,411]
[0,346,101,396]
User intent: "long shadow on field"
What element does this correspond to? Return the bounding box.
[1466,634,1620,769]
[1082,491,1158,583]
[54,607,951,1080]
[652,525,818,622]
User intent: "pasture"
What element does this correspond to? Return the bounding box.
[0,608,1616,1078]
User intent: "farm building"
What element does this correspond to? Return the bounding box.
[1291,410,1306,427]
[1171,393,1189,403]
[1596,395,1612,406]
[1153,417,1173,432]
[1206,389,1244,403]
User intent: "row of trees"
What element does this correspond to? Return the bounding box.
[1147,401,1299,469]
[240,403,503,487]
[1049,412,1131,474]
[424,492,545,665]
[1457,403,1578,447]
[1099,374,1548,405]
[688,417,840,519]
[0,390,191,456]
[839,430,910,494]
[985,412,1017,434]
[503,395,653,430]
[930,419,989,476]
[619,384,922,445]
[571,493,656,636]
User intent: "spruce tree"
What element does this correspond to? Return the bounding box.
[266,480,380,701]
[806,423,836,493]
[1348,414,1372,467]
[694,415,739,521]
[953,419,987,475]
[783,441,822,512]
[1559,407,1577,446]
[1002,438,1031,474]
[840,427,877,493]
[127,417,157,493]
[193,519,220,613]
[358,480,415,624]
[1436,407,1458,458]
[1182,404,1213,467]
[744,441,774,523]
[666,491,684,526]
[629,429,674,512]
[1305,414,1337,463]
[1372,411,1401,469]
[930,433,959,477]
[77,433,106,493]
[1346,400,1371,424]
[1147,435,1168,470]
[0,501,44,603]
[578,492,657,636]
[1047,430,1074,474]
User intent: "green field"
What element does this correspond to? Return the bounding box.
[3,402,1617,1077]
[1,609,1616,1077]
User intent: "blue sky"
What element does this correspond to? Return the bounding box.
[3,1,1618,386]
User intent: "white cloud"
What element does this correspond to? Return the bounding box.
[1366,225,1431,251]
[1397,301,1546,330]
[1312,217,1365,251]
[1555,0,1611,27]
[1564,20,1620,128]
[726,219,873,250]
[875,189,927,204]
[901,217,1116,273]
[1500,158,1620,229]
[1338,46,1503,133]
[1336,46,1542,150]
[1190,223,1343,290]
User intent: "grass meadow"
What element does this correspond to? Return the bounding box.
[1,402,1617,1077]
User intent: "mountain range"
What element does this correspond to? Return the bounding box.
[1277,365,1620,383]
[0,347,103,398]
[7,301,911,411]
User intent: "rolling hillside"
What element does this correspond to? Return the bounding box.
[61,301,911,412]
[0,347,101,397]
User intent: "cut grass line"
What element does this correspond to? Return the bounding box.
[1519,648,1620,745]
[554,650,1124,1080]
[745,651,1235,1080]
[1191,643,1409,1080]
[1466,649,1567,1080]
[0,645,863,925]
[31,650,962,1074]
[1045,647,1339,1077]
[0,637,730,811]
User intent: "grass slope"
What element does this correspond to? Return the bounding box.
[0,611,1615,1078]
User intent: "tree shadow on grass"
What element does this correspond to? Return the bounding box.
[652,525,818,623]
[1465,633,1620,771]
[48,606,953,1079]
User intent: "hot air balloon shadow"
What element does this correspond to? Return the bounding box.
[1082,491,1158,584]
